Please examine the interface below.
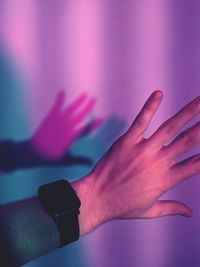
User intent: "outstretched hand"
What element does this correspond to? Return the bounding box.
[72,90,200,235]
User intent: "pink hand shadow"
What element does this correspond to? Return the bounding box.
[31,91,100,159]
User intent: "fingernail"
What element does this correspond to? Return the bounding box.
[183,214,192,218]
[154,90,163,100]
[182,210,193,218]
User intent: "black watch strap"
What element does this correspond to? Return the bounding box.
[57,210,80,247]
[38,180,81,247]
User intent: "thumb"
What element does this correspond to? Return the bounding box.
[139,200,193,218]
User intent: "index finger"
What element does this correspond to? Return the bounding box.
[125,90,163,142]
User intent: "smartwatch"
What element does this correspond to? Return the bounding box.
[38,179,81,247]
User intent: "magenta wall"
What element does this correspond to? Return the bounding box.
[0,1,200,266]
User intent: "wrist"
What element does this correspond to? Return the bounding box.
[71,172,104,236]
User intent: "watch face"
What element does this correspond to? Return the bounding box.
[38,180,81,216]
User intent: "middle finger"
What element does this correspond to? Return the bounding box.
[161,121,200,158]
[148,95,200,149]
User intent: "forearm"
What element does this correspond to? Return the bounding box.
[0,197,60,266]
[0,172,102,266]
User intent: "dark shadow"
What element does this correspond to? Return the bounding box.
[0,114,126,173]
[0,85,127,173]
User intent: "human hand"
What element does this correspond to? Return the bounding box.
[72,90,200,235]
[31,91,102,159]
[70,115,126,167]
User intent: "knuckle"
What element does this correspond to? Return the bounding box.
[189,101,200,113]
[119,135,132,148]
[145,101,156,112]
[134,116,147,127]
[193,157,200,173]
[113,134,128,149]
[180,131,194,146]
[162,121,176,136]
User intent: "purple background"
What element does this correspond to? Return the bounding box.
[0,1,200,266]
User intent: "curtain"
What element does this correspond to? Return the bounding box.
[0,1,200,266]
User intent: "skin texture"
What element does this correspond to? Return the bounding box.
[72,90,200,236]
